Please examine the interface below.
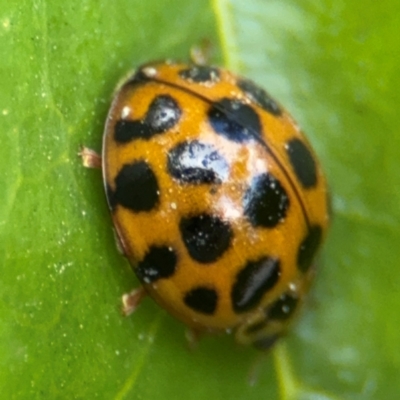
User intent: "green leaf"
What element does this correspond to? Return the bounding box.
[1,0,399,399]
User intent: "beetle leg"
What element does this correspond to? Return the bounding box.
[79,147,102,169]
[185,327,205,350]
[122,286,147,316]
[190,39,213,65]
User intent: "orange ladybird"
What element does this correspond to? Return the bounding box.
[94,60,329,349]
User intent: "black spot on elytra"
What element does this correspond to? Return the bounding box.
[179,66,220,83]
[208,98,262,143]
[114,95,182,143]
[114,161,159,212]
[297,225,323,273]
[145,94,182,132]
[167,140,229,184]
[237,78,282,116]
[114,120,151,143]
[243,173,289,228]
[286,138,318,189]
[184,287,218,315]
[136,246,177,283]
[232,256,281,313]
[179,214,232,264]
[267,293,299,320]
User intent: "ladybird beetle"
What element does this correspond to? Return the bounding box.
[84,60,329,349]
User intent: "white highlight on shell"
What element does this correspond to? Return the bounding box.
[142,66,157,78]
[121,106,131,119]
[281,305,290,314]
[217,196,242,220]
